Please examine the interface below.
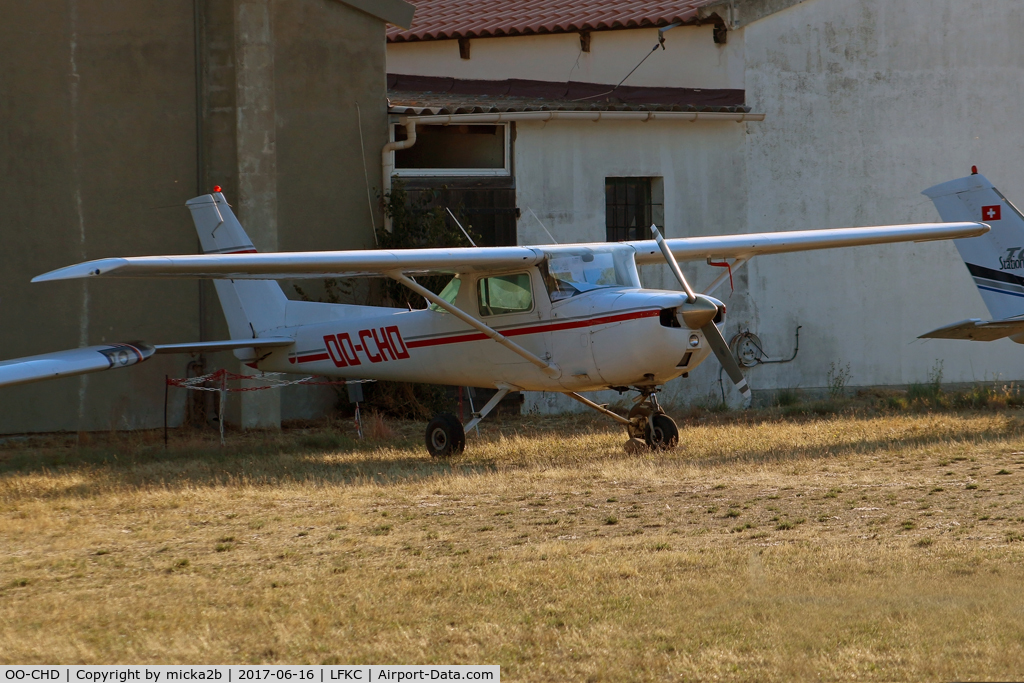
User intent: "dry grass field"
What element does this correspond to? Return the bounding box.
[3,404,1024,680]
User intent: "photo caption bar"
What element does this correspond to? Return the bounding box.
[0,667,499,683]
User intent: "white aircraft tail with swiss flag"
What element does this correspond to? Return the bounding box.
[923,170,1024,322]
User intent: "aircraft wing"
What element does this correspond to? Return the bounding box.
[0,338,294,388]
[919,317,1024,342]
[33,247,544,281]
[32,222,987,282]
[633,222,989,264]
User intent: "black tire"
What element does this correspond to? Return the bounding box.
[644,413,679,450]
[425,413,465,458]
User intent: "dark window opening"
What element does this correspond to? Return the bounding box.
[395,124,505,170]
[605,177,663,242]
[402,182,519,247]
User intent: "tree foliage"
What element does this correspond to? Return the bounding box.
[377,181,479,308]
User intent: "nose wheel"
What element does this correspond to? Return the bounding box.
[566,389,680,452]
[627,392,679,450]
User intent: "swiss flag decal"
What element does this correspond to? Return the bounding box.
[982,205,1002,221]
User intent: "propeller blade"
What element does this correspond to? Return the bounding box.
[650,224,751,401]
[651,225,696,302]
[701,321,750,398]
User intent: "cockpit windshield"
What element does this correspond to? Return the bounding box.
[542,246,639,302]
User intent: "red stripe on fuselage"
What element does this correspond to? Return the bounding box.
[296,353,330,363]
[404,309,660,350]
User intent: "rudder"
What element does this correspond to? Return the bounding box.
[186,192,288,338]
[923,172,1024,320]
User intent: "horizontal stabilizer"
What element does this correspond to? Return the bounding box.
[918,317,1024,342]
[0,338,295,388]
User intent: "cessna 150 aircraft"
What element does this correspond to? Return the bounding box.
[2,191,988,455]
[919,170,1024,343]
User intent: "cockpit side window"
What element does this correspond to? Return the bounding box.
[428,276,461,312]
[477,272,533,316]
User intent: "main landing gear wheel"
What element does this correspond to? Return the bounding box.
[425,413,465,458]
[645,413,679,450]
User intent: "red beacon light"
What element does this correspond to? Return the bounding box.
[213,185,222,193]
[971,166,978,175]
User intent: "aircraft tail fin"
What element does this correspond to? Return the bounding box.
[923,172,1024,321]
[186,192,289,338]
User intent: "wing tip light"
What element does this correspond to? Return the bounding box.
[32,259,128,283]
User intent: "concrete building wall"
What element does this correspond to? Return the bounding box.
[0,0,393,433]
[275,0,387,254]
[737,0,1024,395]
[0,0,200,433]
[387,26,744,90]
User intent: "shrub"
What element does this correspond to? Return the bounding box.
[775,388,801,407]
[827,362,851,399]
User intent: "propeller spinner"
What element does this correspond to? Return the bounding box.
[650,225,751,400]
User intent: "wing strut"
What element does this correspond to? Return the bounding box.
[389,272,561,379]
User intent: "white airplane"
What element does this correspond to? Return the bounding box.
[920,169,1024,343]
[3,191,987,455]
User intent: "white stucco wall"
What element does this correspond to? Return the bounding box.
[512,118,755,413]
[388,26,744,90]
[739,0,1024,394]
[387,0,1024,416]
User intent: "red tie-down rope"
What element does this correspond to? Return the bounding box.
[708,260,734,293]
[163,369,375,446]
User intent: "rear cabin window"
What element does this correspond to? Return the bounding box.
[477,273,533,316]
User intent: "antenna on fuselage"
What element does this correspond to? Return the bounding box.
[444,207,477,247]
[527,207,559,245]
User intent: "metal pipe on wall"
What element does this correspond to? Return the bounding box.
[380,120,417,232]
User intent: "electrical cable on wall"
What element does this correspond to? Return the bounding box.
[572,22,682,102]
[718,326,802,404]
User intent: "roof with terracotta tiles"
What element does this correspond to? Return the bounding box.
[387,0,723,42]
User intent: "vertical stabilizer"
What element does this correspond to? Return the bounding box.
[923,173,1024,320]
[186,192,288,338]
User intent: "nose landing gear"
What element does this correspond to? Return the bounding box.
[627,391,679,450]
[566,388,679,452]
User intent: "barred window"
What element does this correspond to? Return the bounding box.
[605,177,662,242]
